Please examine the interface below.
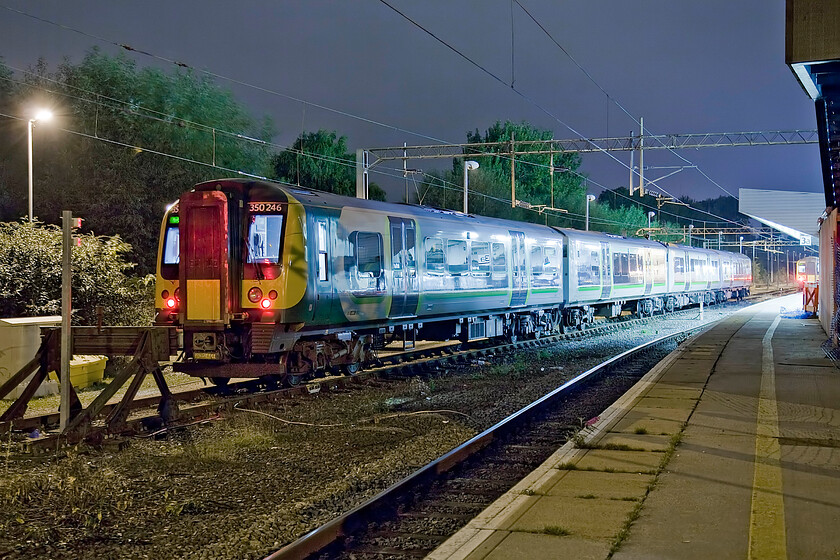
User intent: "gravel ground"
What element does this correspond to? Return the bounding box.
[0,299,774,559]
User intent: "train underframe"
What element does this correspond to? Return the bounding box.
[176,286,749,385]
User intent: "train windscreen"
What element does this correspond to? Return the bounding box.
[247,214,284,263]
[163,225,180,264]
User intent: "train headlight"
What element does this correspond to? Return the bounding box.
[248,287,263,303]
[259,298,272,309]
[174,287,181,302]
[161,289,170,299]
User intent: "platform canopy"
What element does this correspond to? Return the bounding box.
[738,188,824,246]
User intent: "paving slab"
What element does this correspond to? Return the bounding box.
[573,449,663,473]
[506,495,637,539]
[596,432,671,452]
[544,470,653,499]
[478,532,611,560]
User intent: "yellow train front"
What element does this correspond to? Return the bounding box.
[155,179,371,384]
[795,256,819,285]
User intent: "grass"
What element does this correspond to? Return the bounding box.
[577,493,597,499]
[541,525,571,537]
[634,426,649,435]
[607,427,687,558]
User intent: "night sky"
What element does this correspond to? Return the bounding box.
[0,0,823,204]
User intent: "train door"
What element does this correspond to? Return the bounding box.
[509,231,527,306]
[388,217,419,318]
[644,249,653,295]
[312,218,335,323]
[600,242,612,299]
[179,190,230,325]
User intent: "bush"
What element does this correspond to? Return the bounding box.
[0,220,153,325]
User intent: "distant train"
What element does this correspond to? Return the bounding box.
[796,256,819,285]
[155,179,751,384]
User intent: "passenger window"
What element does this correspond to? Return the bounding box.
[674,256,684,274]
[349,231,384,294]
[576,244,600,287]
[447,239,468,275]
[424,237,445,273]
[544,246,560,275]
[317,221,328,282]
[492,243,506,273]
[530,246,544,277]
[470,242,490,275]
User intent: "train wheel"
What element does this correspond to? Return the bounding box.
[285,373,303,387]
[210,377,229,387]
[343,362,360,376]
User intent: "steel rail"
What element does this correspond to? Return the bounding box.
[263,326,700,560]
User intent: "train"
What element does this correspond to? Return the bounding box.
[795,256,819,285]
[154,178,752,385]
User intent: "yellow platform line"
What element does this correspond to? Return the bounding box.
[748,315,786,559]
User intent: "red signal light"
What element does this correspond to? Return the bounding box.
[259,298,271,309]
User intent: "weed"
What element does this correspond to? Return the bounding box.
[577,493,597,499]
[555,462,579,470]
[521,488,537,496]
[634,426,649,435]
[542,525,571,536]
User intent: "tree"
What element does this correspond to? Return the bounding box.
[271,129,386,201]
[0,220,153,324]
[0,48,275,273]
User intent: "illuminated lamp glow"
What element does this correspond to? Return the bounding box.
[259,298,271,309]
[166,297,177,309]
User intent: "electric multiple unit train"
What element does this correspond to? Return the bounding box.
[155,179,752,384]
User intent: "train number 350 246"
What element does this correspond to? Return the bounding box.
[248,202,283,213]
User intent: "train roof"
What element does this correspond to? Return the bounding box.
[193,178,560,236]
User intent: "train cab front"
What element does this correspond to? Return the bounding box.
[156,180,297,380]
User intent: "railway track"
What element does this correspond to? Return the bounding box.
[5,290,789,451]
[3,305,703,449]
[264,326,700,560]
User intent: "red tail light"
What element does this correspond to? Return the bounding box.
[166,297,177,309]
[260,298,271,309]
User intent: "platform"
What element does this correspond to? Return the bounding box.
[429,294,840,559]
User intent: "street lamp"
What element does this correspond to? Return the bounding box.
[647,211,656,230]
[688,224,694,247]
[28,109,53,222]
[740,236,744,254]
[585,194,596,231]
[463,160,479,214]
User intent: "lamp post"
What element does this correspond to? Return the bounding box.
[585,194,596,231]
[463,160,479,214]
[647,211,656,230]
[740,236,744,254]
[688,224,694,247]
[28,109,53,222]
